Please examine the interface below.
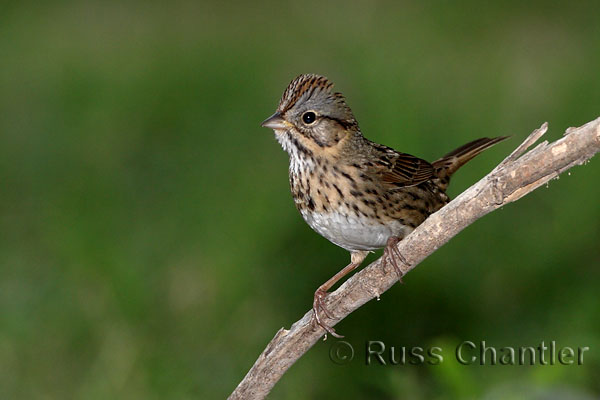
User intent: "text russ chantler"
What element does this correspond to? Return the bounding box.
[364,341,589,366]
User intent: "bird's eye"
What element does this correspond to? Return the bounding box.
[302,111,316,124]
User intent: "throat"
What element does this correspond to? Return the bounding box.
[277,131,318,175]
[289,149,316,172]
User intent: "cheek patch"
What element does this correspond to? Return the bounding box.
[310,119,345,148]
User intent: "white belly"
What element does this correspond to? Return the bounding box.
[300,210,412,252]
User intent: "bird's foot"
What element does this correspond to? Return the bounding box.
[383,236,410,282]
[312,288,343,339]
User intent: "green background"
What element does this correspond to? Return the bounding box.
[1,1,599,399]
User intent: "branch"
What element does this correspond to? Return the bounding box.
[229,117,600,400]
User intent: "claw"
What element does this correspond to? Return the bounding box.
[312,289,343,339]
[383,236,410,282]
[309,251,368,339]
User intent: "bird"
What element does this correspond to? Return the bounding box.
[261,73,507,337]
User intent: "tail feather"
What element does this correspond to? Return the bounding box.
[432,136,509,190]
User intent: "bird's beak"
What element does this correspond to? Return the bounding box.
[261,112,289,130]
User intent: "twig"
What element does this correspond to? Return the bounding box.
[229,117,600,400]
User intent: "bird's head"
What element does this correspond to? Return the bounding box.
[262,74,359,157]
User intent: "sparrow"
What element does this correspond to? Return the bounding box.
[262,74,507,337]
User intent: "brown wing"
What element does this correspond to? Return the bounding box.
[361,140,434,188]
[379,152,434,187]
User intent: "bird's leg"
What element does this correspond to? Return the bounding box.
[313,250,368,338]
[382,236,410,282]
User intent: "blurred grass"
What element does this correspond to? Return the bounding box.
[0,1,599,399]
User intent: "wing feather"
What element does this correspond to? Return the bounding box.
[378,152,434,187]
